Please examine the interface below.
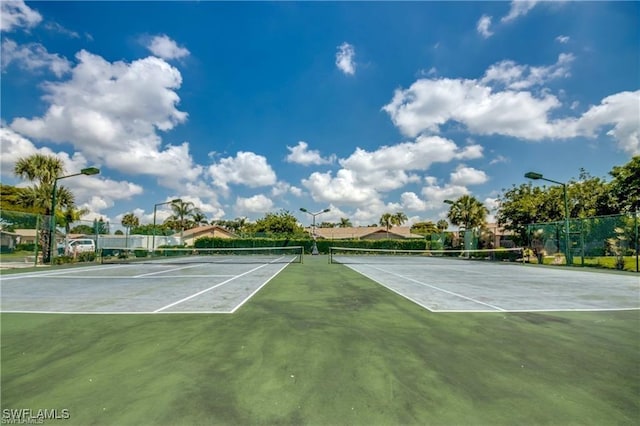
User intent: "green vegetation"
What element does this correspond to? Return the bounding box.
[2,257,638,425]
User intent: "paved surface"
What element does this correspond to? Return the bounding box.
[0,260,293,313]
[336,257,640,312]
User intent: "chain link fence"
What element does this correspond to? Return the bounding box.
[527,212,639,272]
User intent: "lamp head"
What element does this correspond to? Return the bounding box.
[524,172,543,180]
[171,198,182,203]
[300,207,308,213]
[443,199,455,205]
[322,208,331,213]
[80,167,100,176]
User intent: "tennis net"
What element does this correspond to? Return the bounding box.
[329,246,524,264]
[100,246,304,264]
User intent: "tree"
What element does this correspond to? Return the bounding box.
[436,220,448,232]
[319,221,335,228]
[446,195,488,231]
[379,213,393,232]
[121,213,140,247]
[609,156,640,213]
[252,210,306,237]
[165,200,202,234]
[59,206,90,234]
[191,211,209,227]
[411,221,438,236]
[338,217,352,228]
[13,154,75,263]
[391,211,408,226]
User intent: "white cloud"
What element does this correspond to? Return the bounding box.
[489,155,510,165]
[449,165,488,186]
[556,35,570,44]
[208,151,277,195]
[336,42,356,75]
[382,55,637,151]
[501,0,539,23]
[285,141,335,165]
[235,194,274,215]
[302,169,380,205]
[9,50,202,183]
[146,35,190,60]
[481,53,574,90]
[1,126,144,216]
[573,91,640,155]
[477,15,493,38]
[1,39,71,77]
[0,0,42,32]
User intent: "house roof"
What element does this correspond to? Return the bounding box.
[312,226,424,240]
[176,225,237,239]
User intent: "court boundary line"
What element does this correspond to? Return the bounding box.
[153,257,287,313]
[346,264,639,313]
[230,262,289,313]
[363,264,507,312]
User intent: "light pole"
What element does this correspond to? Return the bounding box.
[300,207,330,255]
[49,167,100,264]
[525,171,572,265]
[152,198,181,252]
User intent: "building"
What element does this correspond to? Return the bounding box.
[311,226,424,240]
[177,225,237,246]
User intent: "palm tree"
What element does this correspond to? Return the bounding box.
[59,205,90,234]
[379,213,393,237]
[446,195,489,231]
[338,217,352,228]
[14,154,74,263]
[191,211,209,227]
[391,211,408,227]
[121,213,140,249]
[165,200,203,243]
[436,219,448,232]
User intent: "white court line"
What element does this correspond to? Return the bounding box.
[230,262,290,313]
[355,264,507,312]
[153,257,286,313]
[0,264,132,280]
[133,263,208,278]
[16,275,237,279]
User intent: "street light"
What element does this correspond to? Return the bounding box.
[300,207,330,255]
[49,167,100,264]
[525,171,572,265]
[152,198,182,252]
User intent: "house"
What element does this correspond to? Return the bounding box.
[176,225,237,246]
[311,226,424,240]
[0,230,19,252]
[14,228,66,246]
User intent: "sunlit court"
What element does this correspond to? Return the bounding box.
[2,247,638,315]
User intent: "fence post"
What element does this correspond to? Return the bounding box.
[635,209,638,273]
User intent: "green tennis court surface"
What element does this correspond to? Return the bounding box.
[1,256,639,425]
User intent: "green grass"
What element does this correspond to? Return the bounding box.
[1,256,639,425]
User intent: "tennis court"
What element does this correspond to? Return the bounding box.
[0,250,300,314]
[330,248,640,313]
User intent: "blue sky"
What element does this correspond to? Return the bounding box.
[1,1,638,230]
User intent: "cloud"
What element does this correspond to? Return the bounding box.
[1,39,71,77]
[556,35,570,44]
[235,194,274,215]
[449,165,489,186]
[0,0,42,32]
[381,55,640,153]
[302,135,483,207]
[1,126,144,215]
[501,0,539,23]
[9,50,203,183]
[477,15,494,38]
[285,141,335,165]
[481,53,574,90]
[146,34,190,60]
[336,42,356,75]
[208,151,277,195]
[573,91,640,155]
